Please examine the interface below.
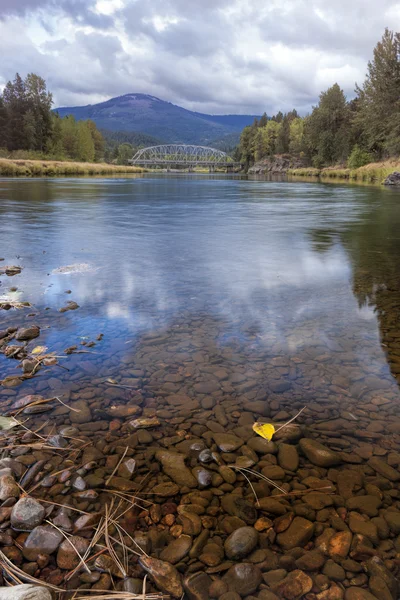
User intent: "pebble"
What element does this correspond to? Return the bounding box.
[299,439,342,467]
[155,450,197,488]
[11,497,45,531]
[159,535,192,563]
[22,525,64,561]
[224,526,258,560]
[222,563,262,596]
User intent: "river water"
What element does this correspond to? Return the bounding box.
[1,175,400,411]
[2,175,400,595]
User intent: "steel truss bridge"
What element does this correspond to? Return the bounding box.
[130,144,241,171]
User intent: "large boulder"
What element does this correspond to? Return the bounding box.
[384,171,400,186]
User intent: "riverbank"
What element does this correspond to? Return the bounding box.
[0,158,146,177]
[288,159,400,184]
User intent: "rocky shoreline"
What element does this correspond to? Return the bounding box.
[248,156,306,175]
[0,383,400,599]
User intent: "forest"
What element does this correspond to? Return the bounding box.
[239,28,400,170]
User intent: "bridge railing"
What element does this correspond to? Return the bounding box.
[130,144,240,167]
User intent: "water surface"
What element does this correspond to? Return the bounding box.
[1,174,400,413]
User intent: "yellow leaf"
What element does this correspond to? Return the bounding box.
[252,422,275,441]
[31,346,48,355]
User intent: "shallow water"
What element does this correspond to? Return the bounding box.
[1,174,400,415]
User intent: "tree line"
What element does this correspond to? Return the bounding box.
[239,28,400,169]
[0,73,105,162]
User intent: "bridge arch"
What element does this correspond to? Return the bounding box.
[130,144,240,169]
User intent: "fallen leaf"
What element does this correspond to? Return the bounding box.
[32,346,48,355]
[0,416,19,430]
[252,422,275,441]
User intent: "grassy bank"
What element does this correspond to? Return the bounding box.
[0,158,146,177]
[288,159,400,184]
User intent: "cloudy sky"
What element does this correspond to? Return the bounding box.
[0,0,399,115]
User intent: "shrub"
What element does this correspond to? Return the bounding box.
[347,145,372,169]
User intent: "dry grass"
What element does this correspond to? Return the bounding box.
[289,158,400,184]
[0,158,146,177]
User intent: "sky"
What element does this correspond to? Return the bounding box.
[0,0,399,115]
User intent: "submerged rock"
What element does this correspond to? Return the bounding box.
[15,326,40,341]
[224,526,258,560]
[11,497,45,531]
[155,450,197,488]
[299,438,342,467]
[222,563,262,596]
[139,556,183,598]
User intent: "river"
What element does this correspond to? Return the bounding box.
[1,174,400,596]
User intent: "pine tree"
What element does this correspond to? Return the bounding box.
[77,121,95,162]
[0,96,8,149]
[25,73,53,152]
[3,73,28,150]
[355,28,400,157]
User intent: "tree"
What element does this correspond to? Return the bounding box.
[355,28,400,157]
[3,73,28,150]
[289,118,304,154]
[259,112,268,128]
[304,83,351,165]
[87,120,105,162]
[0,96,8,149]
[60,115,79,158]
[276,115,291,154]
[25,73,53,152]
[117,143,133,165]
[77,121,95,162]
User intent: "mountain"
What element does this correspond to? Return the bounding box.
[55,93,260,145]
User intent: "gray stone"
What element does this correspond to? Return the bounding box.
[15,326,40,341]
[23,525,63,560]
[224,526,258,560]
[222,563,262,596]
[11,498,45,531]
[384,171,400,186]
[0,585,52,600]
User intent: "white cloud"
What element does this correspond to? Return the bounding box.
[0,0,398,114]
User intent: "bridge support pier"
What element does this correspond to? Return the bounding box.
[209,166,215,173]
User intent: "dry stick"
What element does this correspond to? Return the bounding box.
[0,551,64,592]
[274,406,307,434]
[105,446,129,486]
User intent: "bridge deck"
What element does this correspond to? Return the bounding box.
[131,160,241,167]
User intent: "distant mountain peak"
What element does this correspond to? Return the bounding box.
[55,93,261,145]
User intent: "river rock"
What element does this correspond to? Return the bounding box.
[258,497,288,515]
[15,326,40,341]
[278,443,299,471]
[57,535,91,569]
[160,535,192,563]
[11,497,45,531]
[344,588,379,600]
[384,171,400,186]
[299,439,342,467]
[272,569,313,599]
[224,526,258,560]
[183,572,213,600]
[0,475,19,500]
[277,517,314,550]
[368,457,400,482]
[0,585,53,600]
[222,563,262,596]
[139,556,183,598]
[23,525,63,560]
[213,433,243,452]
[221,494,257,524]
[70,400,92,424]
[155,450,197,488]
[152,481,180,496]
[346,495,382,517]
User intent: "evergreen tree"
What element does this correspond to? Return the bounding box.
[77,121,95,162]
[25,73,53,152]
[87,120,105,162]
[3,73,28,150]
[259,112,268,127]
[276,115,291,154]
[0,96,8,149]
[355,28,400,157]
[304,83,350,165]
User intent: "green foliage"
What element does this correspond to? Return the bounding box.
[0,73,105,162]
[355,28,400,157]
[117,143,133,165]
[239,29,400,170]
[347,145,372,169]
